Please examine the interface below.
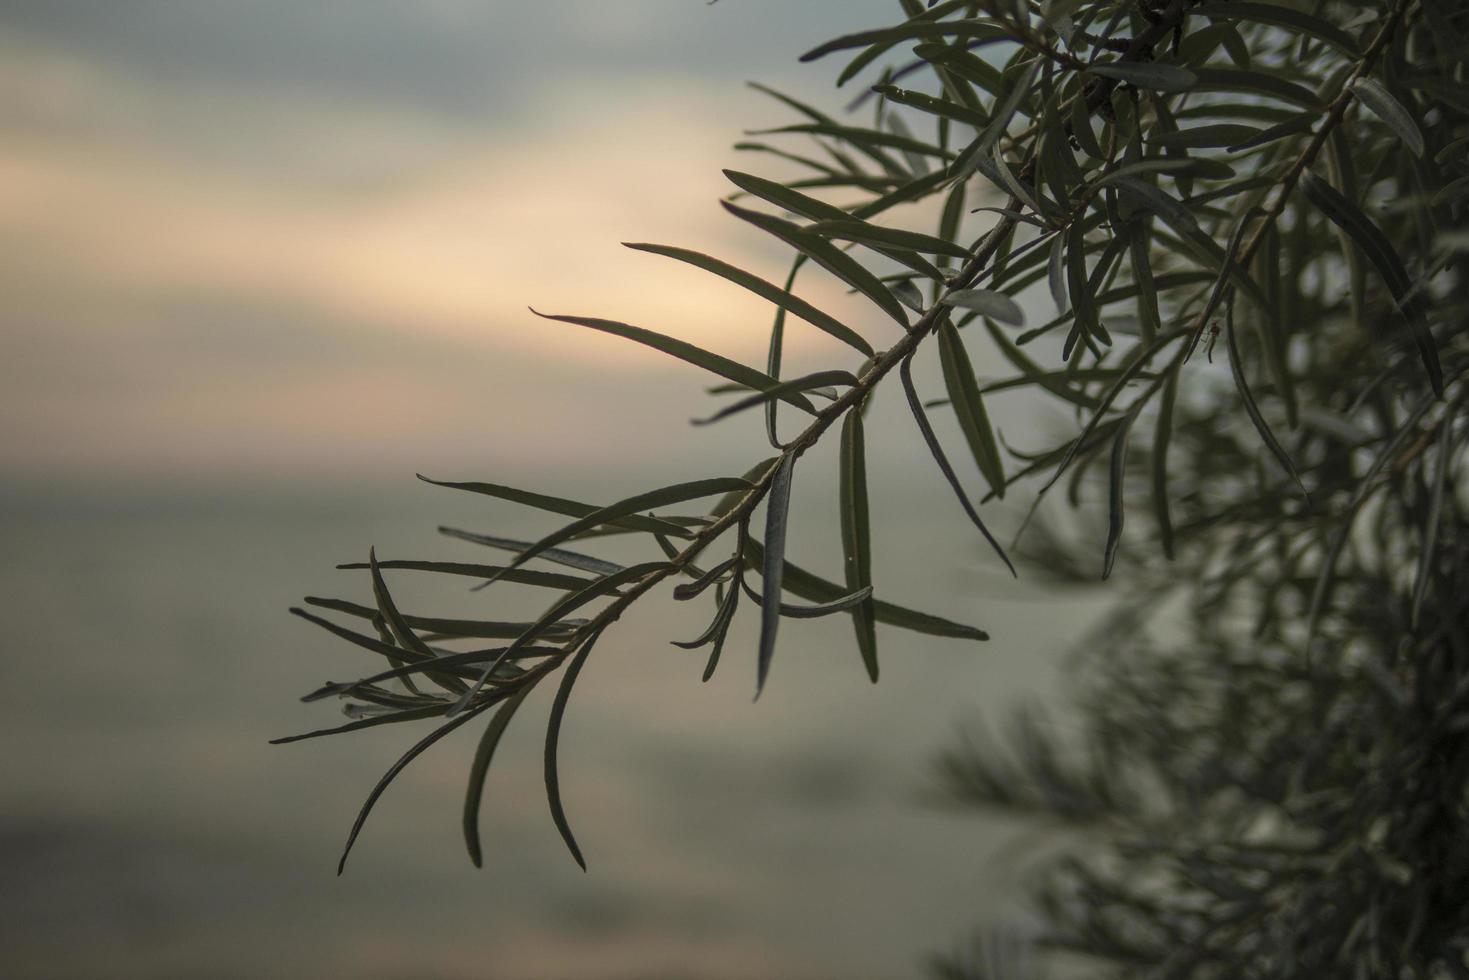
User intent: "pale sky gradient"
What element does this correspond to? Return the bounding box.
[0,0,981,482]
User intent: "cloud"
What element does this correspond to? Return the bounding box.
[0,31,912,479]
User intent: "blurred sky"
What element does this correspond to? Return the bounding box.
[0,0,942,484]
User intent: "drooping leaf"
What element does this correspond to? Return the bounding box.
[756,454,797,697]
[544,628,606,870]
[1299,171,1442,396]
[937,319,1007,499]
[337,701,493,874]
[463,680,538,867]
[1152,373,1177,561]
[1102,408,1139,580]
[1349,78,1425,159]
[900,351,1016,576]
[1047,234,1068,315]
[1411,404,1458,627]
[839,406,878,681]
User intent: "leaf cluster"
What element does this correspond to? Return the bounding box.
[276,0,1469,910]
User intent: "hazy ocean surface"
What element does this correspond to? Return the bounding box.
[0,475,1107,979]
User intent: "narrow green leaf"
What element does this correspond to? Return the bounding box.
[369,550,467,695]
[463,680,538,867]
[900,351,1015,575]
[1112,178,1269,313]
[483,480,752,584]
[1152,373,1177,560]
[530,309,817,412]
[1128,223,1160,343]
[937,320,1007,499]
[1065,220,1096,357]
[1047,234,1068,314]
[672,556,738,601]
[744,539,988,640]
[1193,2,1359,55]
[338,559,593,592]
[623,243,873,356]
[953,60,1040,177]
[943,288,1025,326]
[809,218,972,259]
[418,476,691,538]
[299,600,580,643]
[1146,124,1260,149]
[1225,114,1315,152]
[439,527,625,577]
[839,407,878,681]
[337,700,492,874]
[746,81,836,125]
[672,570,740,650]
[1411,405,1457,628]
[1432,174,1469,208]
[873,84,989,127]
[1089,62,1197,93]
[800,19,1009,62]
[756,454,796,697]
[1102,408,1138,579]
[701,584,740,683]
[1306,393,1438,642]
[453,562,670,713]
[754,123,953,163]
[722,201,910,326]
[302,647,556,704]
[1224,308,1308,497]
[1299,171,1442,395]
[979,142,1047,218]
[742,579,874,618]
[270,702,461,746]
[1191,68,1321,108]
[692,371,858,426]
[544,628,605,871]
[708,459,775,520]
[892,278,925,312]
[1071,94,1104,159]
[1350,78,1425,158]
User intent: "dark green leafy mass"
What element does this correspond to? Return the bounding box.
[279,3,1469,971]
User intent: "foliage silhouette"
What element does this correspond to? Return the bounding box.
[278,0,1468,972]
